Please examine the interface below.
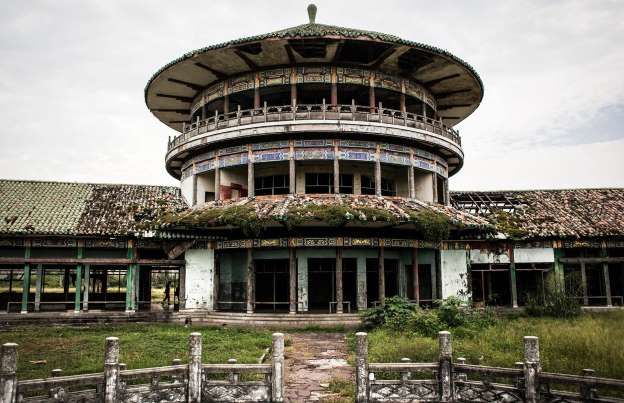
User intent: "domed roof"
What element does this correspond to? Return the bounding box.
[145,6,484,132]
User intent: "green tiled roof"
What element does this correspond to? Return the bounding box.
[144,22,484,103]
[0,180,186,236]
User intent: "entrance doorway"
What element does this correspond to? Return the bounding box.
[366,258,400,306]
[255,259,289,312]
[308,259,335,312]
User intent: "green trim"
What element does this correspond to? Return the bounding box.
[144,22,484,106]
[125,246,136,311]
[74,247,83,312]
[21,246,31,313]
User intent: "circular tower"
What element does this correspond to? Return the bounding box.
[146,6,482,206]
[145,5,485,316]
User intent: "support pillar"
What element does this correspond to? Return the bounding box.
[400,93,406,114]
[336,248,343,314]
[289,248,297,314]
[510,262,518,308]
[408,166,415,199]
[509,245,518,308]
[125,240,136,313]
[290,81,297,107]
[553,248,565,292]
[369,73,376,112]
[289,141,296,194]
[247,146,254,198]
[74,246,83,313]
[580,261,588,306]
[34,264,42,312]
[378,245,385,305]
[254,87,260,109]
[412,248,419,305]
[214,160,221,201]
[603,261,612,307]
[431,262,438,300]
[83,264,90,311]
[333,143,340,194]
[246,248,254,314]
[330,67,338,106]
[192,174,198,206]
[297,255,308,312]
[375,145,382,197]
[432,173,438,203]
[356,255,367,311]
[21,245,31,314]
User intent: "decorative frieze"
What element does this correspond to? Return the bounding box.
[31,238,77,248]
[259,68,291,87]
[296,66,331,83]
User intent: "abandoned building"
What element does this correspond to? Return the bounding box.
[1,5,623,324]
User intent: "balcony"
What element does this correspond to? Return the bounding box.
[166,103,461,153]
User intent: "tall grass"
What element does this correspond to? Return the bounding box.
[0,324,272,380]
[364,311,624,379]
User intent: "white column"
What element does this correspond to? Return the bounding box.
[184,247,215,310]
[439,249,470,300]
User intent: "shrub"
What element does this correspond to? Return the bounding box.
[410,210,451,242]
[361,296,416,330]
[361,296,497,337]
[525,288,581,318]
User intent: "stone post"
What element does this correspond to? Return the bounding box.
[103,337,120,403]
[355,332,368,403]
[401,357,411,381]
[227,358,238,383]
[438,331,453,402]
[188,332,202,403]
[1,343,18,403]
[580,368,596,401]
[271,333,285,402]
[523,336,540,403]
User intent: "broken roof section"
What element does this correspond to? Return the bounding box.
[150,194,490,234]
[451,189,624,239]
[0,180,185,236]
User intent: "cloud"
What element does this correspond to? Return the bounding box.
[0,0,622,189]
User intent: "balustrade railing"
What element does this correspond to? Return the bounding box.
[167,103,461,153]
[355,331,624,403]
[1,332,285,403]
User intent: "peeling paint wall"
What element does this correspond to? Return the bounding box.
[440,249,469,300]
[470,249,511,264]
[181,175,194,206]
[514,248,554,263]
[184,248,215,310]
[414,170,434,202]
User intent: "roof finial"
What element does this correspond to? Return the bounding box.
[307,3,317,24]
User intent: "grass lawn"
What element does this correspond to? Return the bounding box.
[362,311,624,379]
[0,324,272,380]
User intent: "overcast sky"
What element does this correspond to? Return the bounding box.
[0,0,622,190]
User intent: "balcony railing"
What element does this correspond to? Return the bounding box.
[167,103,461,153]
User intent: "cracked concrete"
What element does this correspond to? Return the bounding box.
[284,333,353,402]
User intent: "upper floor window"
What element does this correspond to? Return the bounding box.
[305,173,333,194]
[361,176,396,196]
[304,173,354,194]
[255,175,289,196]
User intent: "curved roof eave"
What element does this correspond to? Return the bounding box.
[144,22,484,107]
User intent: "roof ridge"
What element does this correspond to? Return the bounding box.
[450,187,624,193]
[0,178,179,190]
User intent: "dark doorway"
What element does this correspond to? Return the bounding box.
[255,259,289,312]
[406,263,433,306]
[308,258,335,312]
[366,258,400,306]
[471,264,512,306]
[343,258,357,312]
